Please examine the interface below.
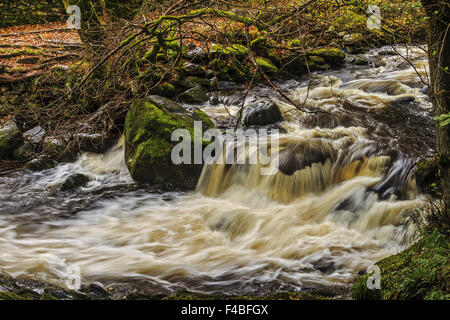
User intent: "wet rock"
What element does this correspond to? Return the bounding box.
[181,76,210,89]
[421,85,429,95]
[124,99,215,188]
[184,47,208,62]
[182,62,205,77]
[343,33,363,43]
[0,118,22,158]
[178,86,209,103]
[242,100,282,126]
[209,93,220,105]
[23,125,45,144]
[217,81,237,91]
[24,155,56,171]
[12,142,34,161]
[378,49,397,56]
[60,173,90,191]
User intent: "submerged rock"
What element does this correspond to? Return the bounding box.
[60,173,90,191]
[24,155,56,171]
[124,99,214,188]
[242,100,282,126]
[0,118,22,158]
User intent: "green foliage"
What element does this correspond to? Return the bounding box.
[433,113,450,127]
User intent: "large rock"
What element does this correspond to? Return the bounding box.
[178,86,209,103]
[242,100,283,126]
[124,99,214,188]
[0,118,22,158]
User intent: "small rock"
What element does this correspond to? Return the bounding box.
[24,155,56,171]
[0,118,22,158]
[182,62,205,77]
[421,86,429,95]
[242,100,283,126]
[60,173,90,191]
[178,86,209,103]
[184,47,208,62]
[378,49,397,56]
[343,33,363,43]
[23,126,45,144]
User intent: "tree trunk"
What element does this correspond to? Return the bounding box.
[421,0,450,211]
[66,0,106,59]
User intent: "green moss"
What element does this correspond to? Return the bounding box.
[193,108,214,129]
[290,39,302,47]
[352,228,450,300]
[308,48,345,65]
[149,83,176,98]
[210,44,248,60]
[256,57,278,74]
[0,291,30,300]
[124,100,213,186]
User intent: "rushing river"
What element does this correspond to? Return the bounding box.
[0,46,434,297]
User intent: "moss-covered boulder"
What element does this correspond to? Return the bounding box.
[0,118,22,158]
[124,99,214,188]
[308,48,345,66]
[256,57,278,75]
[209,43,248,60]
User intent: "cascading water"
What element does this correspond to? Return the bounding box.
[0,46,433,297]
